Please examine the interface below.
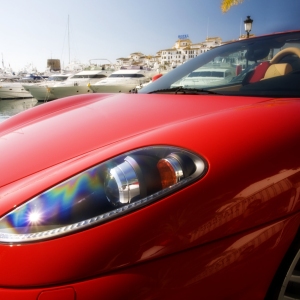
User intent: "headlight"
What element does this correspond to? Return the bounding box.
[0,146,207,243]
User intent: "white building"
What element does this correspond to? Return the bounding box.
[115,35,223,71]
[116,52,160,68]
[159,36,223,67]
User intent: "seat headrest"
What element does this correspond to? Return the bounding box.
[262,63,292,80]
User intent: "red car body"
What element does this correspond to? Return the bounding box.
[1,30,300,299]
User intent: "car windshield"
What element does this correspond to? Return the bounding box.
[188,70,229,78]
[139,31,300,97]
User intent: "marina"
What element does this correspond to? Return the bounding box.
[0,35,225,103]
[0,98,40,122]
[0,33,277,120]
[1,0,300,298]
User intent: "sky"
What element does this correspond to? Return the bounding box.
[1,0,299,73]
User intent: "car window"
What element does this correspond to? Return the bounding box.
[139,31,300,97]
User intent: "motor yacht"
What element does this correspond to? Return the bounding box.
[23,74,71,101]
[172,66,235,88]
[47,69,112,100]
[90,68,157,93]
[0,74,44,99]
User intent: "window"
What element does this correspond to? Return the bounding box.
[109,74,146,78]
[71,74,107,79]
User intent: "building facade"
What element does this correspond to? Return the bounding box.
[159,36,223,67]
[116,35,223,69]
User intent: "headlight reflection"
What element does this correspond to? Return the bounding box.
[0,146,207,243]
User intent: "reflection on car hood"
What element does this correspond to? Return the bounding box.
[0,93,271,187]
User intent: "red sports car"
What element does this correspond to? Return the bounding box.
[1,30,300,299]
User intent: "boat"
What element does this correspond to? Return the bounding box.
[172,66,235,88]
[0,73,47,99]
[135,73,163,91]
[0,81,32,99]
[22,73,72,101]
[90,67,157,94]
[47,69,113,100]
[0,74,45,99]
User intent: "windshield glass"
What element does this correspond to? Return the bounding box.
[48,76,69,81]
[139,31,300,97]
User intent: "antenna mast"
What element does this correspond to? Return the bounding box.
[68,15,70,64]
[207,18,209,39]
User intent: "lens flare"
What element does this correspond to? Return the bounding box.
[28,210,42,225]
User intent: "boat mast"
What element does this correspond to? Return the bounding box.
[68,15,70,64]
[206,17,209,39]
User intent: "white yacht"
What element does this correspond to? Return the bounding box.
[90,68,157,93]
[0,80,29,99]
[173,67,235,88]
[23,74,71,101]
[47,69,112,100]
[0,74,47,99]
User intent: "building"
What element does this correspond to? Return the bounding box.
[116,52,160,68]
[159,36,223,67]
[115,35,223,71]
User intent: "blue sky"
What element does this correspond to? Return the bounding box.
[1,0,299,72]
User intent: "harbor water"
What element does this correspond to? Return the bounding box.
[0,98,40,123]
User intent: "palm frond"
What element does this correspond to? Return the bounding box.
[221,0,244,13]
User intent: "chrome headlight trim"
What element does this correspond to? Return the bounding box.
[0,146,207,243]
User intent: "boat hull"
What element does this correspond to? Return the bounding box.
[90,83,140,93]
[49,85,94,100]
[23,85,56,101]
[0,85,32,99]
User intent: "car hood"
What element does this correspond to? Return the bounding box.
[0,93,271,187]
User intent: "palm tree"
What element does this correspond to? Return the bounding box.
[221,0,244,12]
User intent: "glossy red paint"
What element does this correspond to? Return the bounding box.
[0,216,298,299]
[1,92,300,298]
[38,288,75,300]
[0,93,270,188]
[1,31,300,299]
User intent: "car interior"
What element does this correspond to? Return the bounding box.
[213,45,300,96]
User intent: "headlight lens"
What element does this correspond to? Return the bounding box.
[0,146,207,243]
